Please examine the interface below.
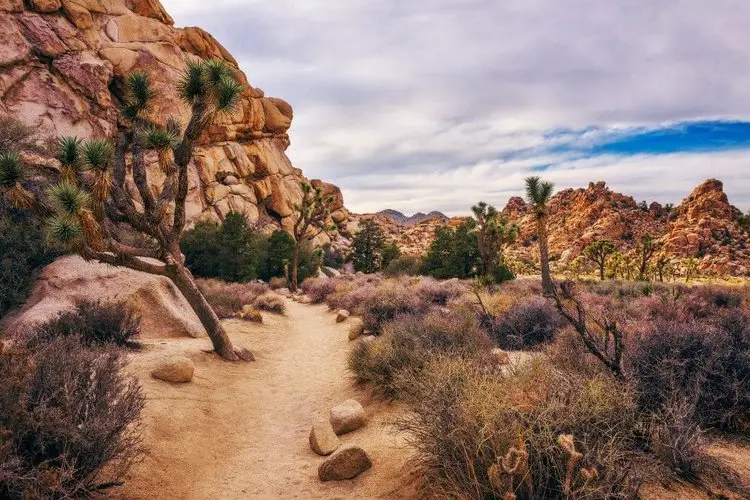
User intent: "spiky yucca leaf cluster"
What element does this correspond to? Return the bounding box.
[0,151,34,209]
[178,58,243,115]
[80,139,113,215]
[58,136,84,183]
[121,72,155,120]
[142,124,180,171]
[46,180,102,250]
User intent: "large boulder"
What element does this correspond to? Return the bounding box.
[318,445,372,481]
[330,399,366,435]
[0,255,205,339]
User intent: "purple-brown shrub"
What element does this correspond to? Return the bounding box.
[197,279,269,319]
[0,337,143,498]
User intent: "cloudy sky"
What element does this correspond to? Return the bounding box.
[162,0,750,215]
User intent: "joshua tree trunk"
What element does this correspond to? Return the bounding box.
[599,263,605,281]
[538,217,554,295]
[167,263,239,360]
[290,244,301,292]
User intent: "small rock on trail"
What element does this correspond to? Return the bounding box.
[330,399,367,435]
[151,356,195,383]
[309,420,340,456]
[336,309,350,323]
[318,445,372,481]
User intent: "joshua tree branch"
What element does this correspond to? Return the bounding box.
[130,121,157,219]
[90,250,167,276]
[172,102,206,236]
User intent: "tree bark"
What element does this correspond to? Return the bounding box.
[291,243,301,292]
[538,217,554,295]
[167,263,239,360]
[599,262,605,281]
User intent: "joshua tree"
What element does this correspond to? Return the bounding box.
[682,257,700,283]
[0,60,251,361]
[290,182,333,291]
[636,233,661,280]
[654,253,673,283]
[524,176,555,294]
[583,239,616,281]
[471,201,518,280]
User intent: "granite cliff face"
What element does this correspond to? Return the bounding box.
[370,179,749,276]
[0,0,346,242]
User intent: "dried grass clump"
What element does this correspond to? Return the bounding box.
[197,279,269,319]
[361,283,429,333]
[396,357,646,499]
[253,292,286,315]
[238,306,263,323]
[416,277,466,306]
[25,299,141,349]
[491,297,566,350]
[0,337,144,498]
[301,277,338,304]
[348,310,492,398]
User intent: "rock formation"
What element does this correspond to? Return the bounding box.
[0,0,345,243]
[367,179,749,276]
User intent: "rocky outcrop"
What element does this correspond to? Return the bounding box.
[366,179,749,276]
[1,255,205,338]
[0,0,345,241]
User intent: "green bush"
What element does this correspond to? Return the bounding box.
[182,219,322,284]
[0,199,60,318]
[351,219,401,274]
[181,212,264,282]
[420,219,485,280]
[383,255,422,276]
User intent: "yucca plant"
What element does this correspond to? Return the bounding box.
[290,182,335,291]
[58,136,84,184]
[525,176,556,295]
[3,57,248,361]
[0,151,34,209]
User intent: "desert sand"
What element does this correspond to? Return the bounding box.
[112,299,419,499]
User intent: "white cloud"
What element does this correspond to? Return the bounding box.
[161,0,750,214]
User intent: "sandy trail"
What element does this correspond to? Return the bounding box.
[112,299,418,499]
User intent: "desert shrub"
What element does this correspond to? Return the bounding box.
[491,297,566,350]
[26,300,141,349]
[301,277,338,303]
[626,311,750,434]
[397,357,645,499]
[253,292,286,314]
[348,310,492,398]
[238,306,263,323]
[383,255,422,276]
[415,277,465,306]
[361,284,429,332]
[268,277,288,289]
[0,337,143,498]
[0,199,60,318]
[324,275,384,313]
[197,279,269,319]
[420,220,480,279]
[258,230,295,281]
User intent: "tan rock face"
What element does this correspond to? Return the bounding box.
[0,0,347,236]
[364,179,749,276]
[0,255,207,339]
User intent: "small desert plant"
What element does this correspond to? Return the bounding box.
[238,306,263,323]
[626,311,750,434]
[396,356,645,499]
[348,310,492,398]
[361,284,428,333]
[0,337,144,498]
[197,279,269,319]
[491,296,566,350]
[301,277,338,303]
[26,299,141,349]
[415,277,465,306]
[383,255,422,276]
[253,292,286,314]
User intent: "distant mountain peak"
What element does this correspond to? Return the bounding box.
[376,209,448,226]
